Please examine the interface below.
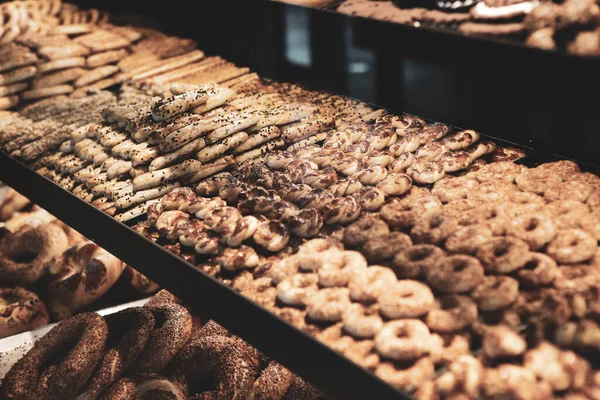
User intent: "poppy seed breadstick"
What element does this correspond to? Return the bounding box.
[159,117,221,152]
[150,137,207,171]
[190,88,236,115]
[197,131,248,162]
[282,114,335,143]
[132,146,160,167]
[115,198,161,222]
[115,183,180,209]
[107,160,133,180]
[132,159,202,191]
[288,131,330,150]
[20,85,74,100]
[38,43,90,60]
[186,156,235,183]
[204,114,260,145]
[128,50,205,81]
[151,89,211,121]
[234,138,285,164]
[233,126,280,154]
[0,96,18,110]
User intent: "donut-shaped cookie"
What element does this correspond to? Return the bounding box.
[374,319,432,361]
[392,244,445,279]
[362,231,412,262]
[507,213,557,250]
[425,295,478,333]
[46,242,126,320]
[0,223,69,286]
[0,286,49,339]
[375,358,435,391]
[305,287,351,322]
[0,312,108,400]
[444,225,493,255]
[426,255,484,294]
[378,280,434,319]
[342,303,384,339]
[547,229,597,264]
[77,307,155,399]
[348,265,397,303]
[471,276,519,311]
[516,253,558,287]
[343,215,389,247]
[129,303,193,375]
[410,213,459,245]
[475,237,530,274]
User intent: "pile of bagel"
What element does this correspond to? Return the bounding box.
[0,186,158,339]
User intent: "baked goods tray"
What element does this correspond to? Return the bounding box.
[0,151,407,400]
[69,0,600,168]
[0,298,149,381]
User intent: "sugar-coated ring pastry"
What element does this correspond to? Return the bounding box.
[305,287,351,322]
[0,312,108,400]
[482,364,554,400]
[277,273,319,306]
[77,307,155,399]
[343,215,390,248]
[0,188,30,221]
[0,286,49,339]
[129,303,193,375]
[342,303,383,339]
[0,223,70,287]
[46,242,126,320]
[547,229,597,264]
[392,244,445,279]
[318,250,367,287]
[296,238,343,271]
[362,231,412,262]
[166,333,262,399]
[515,252,558,287]
[432,176,478,204]
[378,280,434,319]
[264,257,299,285]
[162,187,198,212]
[410,213,459,245]
[376,358,435,391]
[348,265,397,303]
[425,295,478,333]
[380,195,442,229]
[356,186,385,212]
[375,319,432,361]
[433,354,483,397]
[482,325,527,359]
[426,255,484,294]
[471,276,519,311]
[475,236,530,274]
[444,225,492,256]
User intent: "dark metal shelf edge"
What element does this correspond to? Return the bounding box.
[0,151,410,400]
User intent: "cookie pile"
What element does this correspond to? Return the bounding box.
[337,0,600,56]
[0,289,325,399]
[0,187,157,338]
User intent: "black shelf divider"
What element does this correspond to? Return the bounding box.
[0,151,408,400]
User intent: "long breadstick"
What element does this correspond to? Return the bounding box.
[151,88,212,121]
[132,159,202,191]
[32,67,85,89]
[232,126,280,154]
[114,198,161,223]
[186,156,235,183]
[86,49,129,68]
[115,183,180,210]
[196,131,248,162]
[234,138,285,164]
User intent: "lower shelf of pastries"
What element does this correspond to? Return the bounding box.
[0,289,325,400]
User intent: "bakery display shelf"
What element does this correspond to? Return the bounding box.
[0,151,406,400]
[69,0,600,168]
